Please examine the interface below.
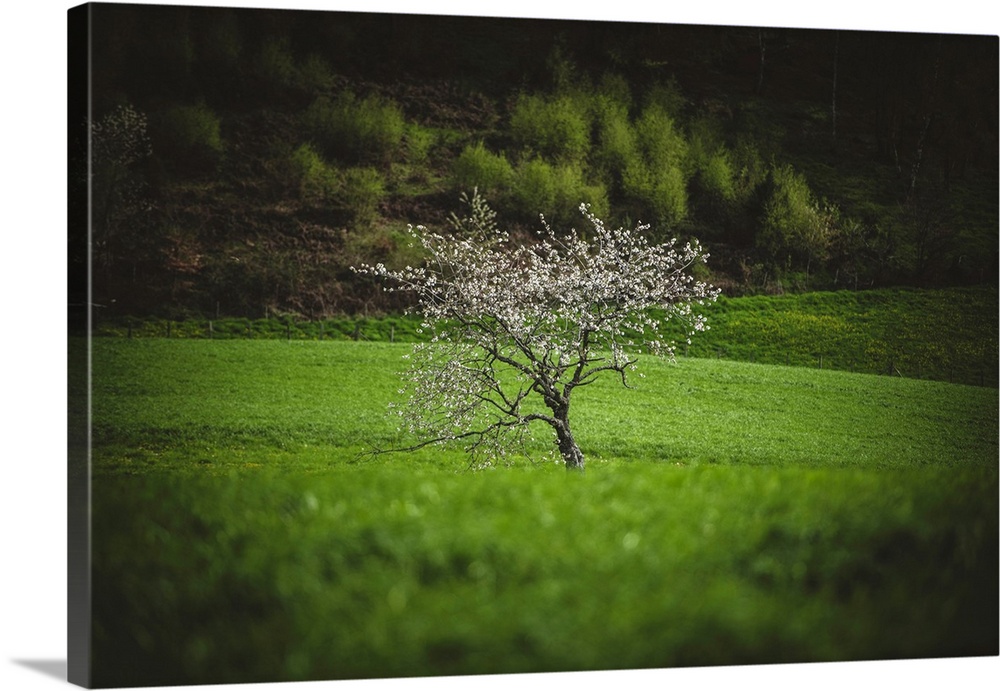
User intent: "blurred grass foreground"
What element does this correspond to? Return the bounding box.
[86,335,997,686]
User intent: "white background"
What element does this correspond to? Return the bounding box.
[2,1,997,690]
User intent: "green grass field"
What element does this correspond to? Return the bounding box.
[87,338,998,686]
[94,286,999,387]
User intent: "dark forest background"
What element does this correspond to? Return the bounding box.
[70,4,998,320]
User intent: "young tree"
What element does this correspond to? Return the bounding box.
[355,193,719,471]
[90,104,153,275]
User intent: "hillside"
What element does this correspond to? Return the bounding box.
[71,5,999,321]
[92,286,999,388]
[85,338,999,683]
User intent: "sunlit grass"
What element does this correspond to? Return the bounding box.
[93,286,999,387]
[91,338,997,473]
[88,338,998,686]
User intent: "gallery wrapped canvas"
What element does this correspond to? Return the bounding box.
[68,2,998,688]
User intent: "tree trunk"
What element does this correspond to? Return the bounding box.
[554,417,585,472]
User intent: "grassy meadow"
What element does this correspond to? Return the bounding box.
[86,336,998,687]
[94,286,999,387]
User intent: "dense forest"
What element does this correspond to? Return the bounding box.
[70,4,998,320]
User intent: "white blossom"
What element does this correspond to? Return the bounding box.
[353,192,719,470]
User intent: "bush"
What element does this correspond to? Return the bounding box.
[621,159,688,229]
[295,53,335,94]
[593,103,639,186]
[686,148,738,238]
[616,104,691,228]
[698,150,737,203]
[758,164,832,272]
[157,103,223,172]
[635,105,688,172]
[510,158,608,227]
[341,167,385,224]
[403,125,435,168]
[687,120,737,217]
[302,92,405,164]
[510,158,556,216]
[288,143,338,202]
[451,142,514,196]
[509,93,591,163]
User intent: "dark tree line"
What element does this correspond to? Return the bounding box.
[74,5,997,320]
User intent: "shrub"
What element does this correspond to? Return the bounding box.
[509,93,591,163]
[617,104,691,228]
[593,105,638,185]
[451,142,514,196]
[634,105,688,172]
[511,158,556,216]
[403,125,435,168]
[698,149,737,203]
[621,159,688,229]
[510,158,608,227]
[296,53,335,93]
[687,147,738,236]
[288,143,338,202]
[687,120,737,211]
[758,164,832,272]
[157,103,223,172]
[302,92,405,164]
[341,167,385,224]
[551,166,609,226]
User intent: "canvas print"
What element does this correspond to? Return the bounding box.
[68,2,998,688]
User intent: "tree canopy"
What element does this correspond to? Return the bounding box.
[356,193,719,469]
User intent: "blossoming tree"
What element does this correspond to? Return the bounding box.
[356,192,719,471]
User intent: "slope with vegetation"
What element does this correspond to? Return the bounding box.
[73,5,998,321]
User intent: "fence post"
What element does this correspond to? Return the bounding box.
[208,321,213,339]
[166,321,172,338]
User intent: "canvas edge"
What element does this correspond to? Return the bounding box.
[68,3,93,688]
